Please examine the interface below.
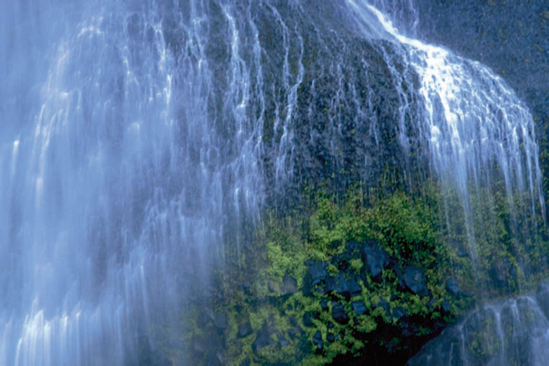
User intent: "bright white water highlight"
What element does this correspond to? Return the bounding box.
[348,0,545,257]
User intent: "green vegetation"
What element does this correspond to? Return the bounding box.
[170,173,548,365]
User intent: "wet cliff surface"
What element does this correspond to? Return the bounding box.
[1,1,548,365]
[411,0,549,194]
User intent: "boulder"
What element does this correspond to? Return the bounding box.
[238,322,253,338]
[332,301,349,324]
[213,313,227,330]
[280,274,298,296]
[352,301,367,316]
[252,325,273,353]
[303,312,318,327]
[325,273,349,297]
[445,278,461,297]
[361,240,390,280]
[313,331,323,350]
[303,261,328,295]
[403,266,429,297]
[347,278,362,297]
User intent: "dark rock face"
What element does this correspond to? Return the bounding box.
[303,261,328,295]
[352,301,367,316]
[331,301,349,324]
[361,239,391,280]
[303,312,318,328]
[238,322,253,338]
[313,331,323,350]
[213,313,227,330]
[280,274,298,296]
[252,325,274,353]
[325,274,349,297]
[403,266,429,297]
[445,278,461,297]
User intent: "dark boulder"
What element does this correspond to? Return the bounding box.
[321,299,329,311]
[238,322,253,338]
[303,311,318,327]
[303,261,328,295]
[403,266,429,297]
[325,273,349,298]
[213,313,227,330]
[393,307,406,320]
[313,331,323,350]
[346,240,360,252]
[445,278,461,297]
[280,274,298,296]
[332,301,349,324]
[361,239,390,280]
[347,278,362,297]
[278,335,290,347]
[352,301,367,316]
[252,325,273,353]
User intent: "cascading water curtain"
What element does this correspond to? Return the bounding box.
[348,0,545,293]
[1,0,547,364]
[0,0,267,364]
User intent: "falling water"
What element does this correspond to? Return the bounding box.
[0,0,546,364]
[410,281,549,365]
[0,0,269,364]
[347,0,544,262]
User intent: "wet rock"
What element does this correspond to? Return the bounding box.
[352,301,367,316]
[313,331,323,350]
[278,335,290,347]
[303,261,328,295]
[252,325,273,353]
[361,239,390,280]
[449,239,468,257]
[403,266,429,297]
[347,278,362,297]
[206,352,222,366]
[345,240,360,252]
[303,312,318,327]
[325,273,349,298]
[445,277,461,297]
[536,281,549,319]
[332,301,349,324]
[213,313,227,330]
[280,274,298,295]
[238,322,253,338]
[393,307,406,320]
[321,299,329,311]
[193,336,207,353]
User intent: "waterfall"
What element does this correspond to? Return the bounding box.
[0,0,545,364]
[347,0,544,276]
[410,282,549,365]
[0,0,268,364]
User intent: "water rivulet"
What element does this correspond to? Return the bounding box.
[0,0,545,364]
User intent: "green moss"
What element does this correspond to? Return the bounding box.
[175,175,549,365]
